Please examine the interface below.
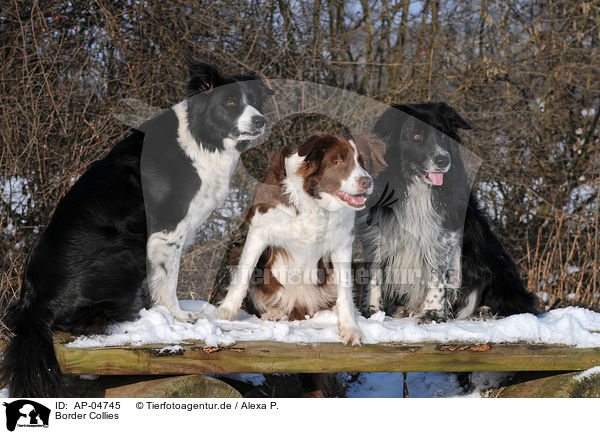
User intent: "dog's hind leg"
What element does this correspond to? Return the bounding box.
[147,231,204,322]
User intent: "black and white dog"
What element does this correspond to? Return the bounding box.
[360,102,538,322]
[1,60,272,397]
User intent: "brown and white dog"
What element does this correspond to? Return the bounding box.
[214,133,374,345]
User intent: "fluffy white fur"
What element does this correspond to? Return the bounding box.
[215,141,371,345]
[366,177,464,318]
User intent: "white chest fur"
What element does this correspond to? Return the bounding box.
[249,202,355,317]
[171,102,239,244]
[373,179,463,312]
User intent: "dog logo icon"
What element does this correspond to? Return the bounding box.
[3,400,50,431]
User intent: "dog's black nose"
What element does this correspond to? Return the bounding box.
[433,153,450,168]
[359,176,372,190]
[252,116,265,128]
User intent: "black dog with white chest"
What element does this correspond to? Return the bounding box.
[1,60,272,397]
[360,102,538,321]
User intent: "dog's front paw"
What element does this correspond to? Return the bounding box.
[419,309,448,324]
[261,308,289,321]
[338,324,362,346]
[173,310,205,323]
[392,306,409,318]
[364,305,382,318]
[213,307,238,321]
[476,305,494,320]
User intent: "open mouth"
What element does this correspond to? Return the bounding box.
[423,172,444,186]
[238,129,264,139]
[336,191,367,208]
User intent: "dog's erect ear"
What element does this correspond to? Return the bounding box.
[232,72,275,96]
[262,83,275,96]
[186,58,221,95]
[437,102,473,130]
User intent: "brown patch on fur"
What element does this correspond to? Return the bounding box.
[252,247,288,297]
[251,251,336,321]
[353,135,387,177]
[289,305,308,320]
[316,257,333,287]
[228,246,243,267]
[297,133,358,199]
[245,146,297,223]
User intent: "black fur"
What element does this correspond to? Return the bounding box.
[362,102,538,318]
[1,61,271,397]
[2,133,147,398]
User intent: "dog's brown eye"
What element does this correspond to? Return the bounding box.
[226,98,237,106]
[413,134,422,140]
[334,159,344,167]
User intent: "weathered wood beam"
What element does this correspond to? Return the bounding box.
[54,334,600,375]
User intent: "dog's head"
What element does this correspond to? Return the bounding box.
[293,133,374,211]
[185,59,274,152]
[374,102,472,186]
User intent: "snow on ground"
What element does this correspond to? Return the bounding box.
[221,371,512,398]
[574,366,600,381]
[346,372,459,398]
[344,371,511,398]
[68,300,600,349]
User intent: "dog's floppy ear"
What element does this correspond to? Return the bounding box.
[437,102,473,130]
[353,136,387,177]
[251,77,275,98]
[297,133,328,174]
[186,58,221,95]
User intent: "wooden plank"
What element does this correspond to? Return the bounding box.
[54,335,600,375]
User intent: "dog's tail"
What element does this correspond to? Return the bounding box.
[481,254,540,316]
[462,198,539,317]
[0,279,62,398]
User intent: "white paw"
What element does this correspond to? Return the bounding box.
[418,309,448,324]
[261,309,289,321]
[338,324,362,346]
[213,307,238,321]
[173,310,205,323]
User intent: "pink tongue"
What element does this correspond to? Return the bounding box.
[337,191,366,207]
[428,172,444,186]
[349,195,366,206]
